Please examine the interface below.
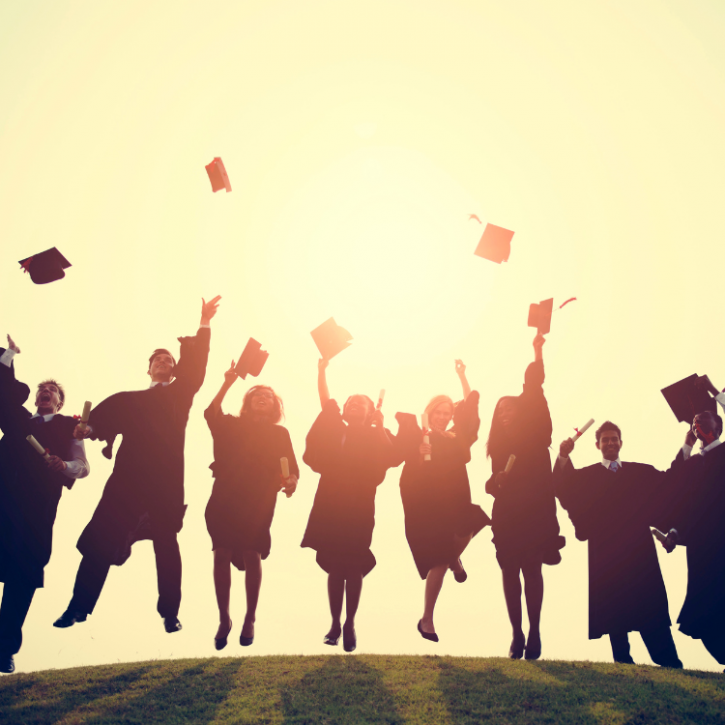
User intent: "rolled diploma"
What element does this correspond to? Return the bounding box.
[421,414,431,462]
[377,389,385,409]
[504,454,516,474]
[651,527,668,545]
[27,434,50,460]
[78,400,92,430]
[573,418,595,439]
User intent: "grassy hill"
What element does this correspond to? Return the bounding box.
[0,655,723,724]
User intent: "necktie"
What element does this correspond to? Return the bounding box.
[609,460,619,473]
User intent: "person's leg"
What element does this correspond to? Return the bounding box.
[342,573,363,651]
[421,564,448,635]
[501,566,525,656]
[64,554,111,617]
[241,550,262,641]
[153,531,182,621]
[609,632,635,664]
[701,629,725,666]
[325,573,344,643]
[521,562,544,658]
[641,625,682,668]
[212,548,233,640]
[0,581,36,657]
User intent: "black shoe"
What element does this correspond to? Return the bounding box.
[524,632,541,661]
[239,619,254,647]
[509,634,525,659]
[53,609,87,628]
[343,624,356,653]
[452,558,467,583]
[164,617,182,633]
[324,625,341,646]
[0,654,14,674]
[215,620,232,651]
[613,656,635,665]
[417,620,439,643]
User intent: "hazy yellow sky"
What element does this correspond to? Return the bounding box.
[1,0,725,673]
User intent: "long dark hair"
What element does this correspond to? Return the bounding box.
[240,385,284,424]
[486,395,517,459]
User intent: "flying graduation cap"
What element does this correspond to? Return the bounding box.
[205,157,232,193]
[661,374,718,423]
[235,338,269,379]
[528,298,554,334]
[18,247,72,284]
[474,223,514,264]
[311,317,352,360]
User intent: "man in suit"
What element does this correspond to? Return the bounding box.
[662,376,725,668]
[0,336,89,674]
[53,296,220,634]
[554,421,682,667]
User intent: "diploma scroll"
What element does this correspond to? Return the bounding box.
[421,414,431,462]
[280,457,293,498]
[78,401,92,431]
[377,389,385,410]
[26,434,50,460]
[504,454,516,474]
[573,418,595,440]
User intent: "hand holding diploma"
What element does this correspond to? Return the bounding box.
[376,389,385,410]
[77,401,92,433]
[653,528,679,554]
[27,434,67,471]
[421,414,431,461]
[572,418,594,441]
[6,334,20,354]
[279,457,297,498]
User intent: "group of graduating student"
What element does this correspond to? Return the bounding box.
[1,296,724,677]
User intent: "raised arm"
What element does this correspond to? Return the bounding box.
[533,333,545,363]
[318,358,331,408]
[208,360,237,416]
[455,359,471,401]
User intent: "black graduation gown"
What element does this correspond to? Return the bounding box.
[76,328,210,565]
[0,356,78,587]
[554,459,671,639]
[485,361,564,569]
[395,391,490,580]
[301,400,395,577]
[664,444,725,640]
[204,406,299,570]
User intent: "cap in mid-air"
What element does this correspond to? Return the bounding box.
[661,374,718,423]
[528,298,554,335]
[205,157,232,193]
[474,223,514,264]
[235,338,269,379]
[311,317,353,360]
[18,247,72,284]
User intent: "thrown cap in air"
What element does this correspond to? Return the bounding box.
[205,157,232,193]
[474,224,514,264]
[528,298,554,335]
[311,317,352,360]
[661,374,718,423]
[236,338,269,379]
[18,248,71,285]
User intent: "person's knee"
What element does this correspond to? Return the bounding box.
[213,548,232,567]
[242,550,261,567]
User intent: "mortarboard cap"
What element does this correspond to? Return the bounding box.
[205,157,232,193]
[661,374,718,424]
[18,247,71,284]
[474,223,514,264]
[528,298,553,334]
[235,338,269,379]
[311,317,352,360]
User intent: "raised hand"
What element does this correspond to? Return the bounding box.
[371,408,384,428]
[695,375,720,397]
[73,423,91,440]
[559,437,575,458]
[685,429,697,448]
[6,335,20,354]
[281,474,298,498]
[318,358,329,372]
[455,359,466,375]
[223,359,237,386]
[200,295,222,325]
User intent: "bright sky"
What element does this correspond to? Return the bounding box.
[1,0,724,674]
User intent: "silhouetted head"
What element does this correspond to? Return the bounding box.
[424,395,455,433]
[595,422,622,461]
[692,411,723,444]
[241,385,284,424]
[486,396,519,458]
[36,380,64,415]
[148,349,176,384]
[343,395,375,426]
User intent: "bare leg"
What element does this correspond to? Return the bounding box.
[326,573,344,641]
[521,562,543,657]
[241,550,262,639]
[421,564,448,634]
[213,548,232,639]
[502,566,525,656]
[344,574,363,629]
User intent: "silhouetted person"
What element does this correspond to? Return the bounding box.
[485,334,564,660]
[662,376,725,669]
[554,421,682,667]
[0,336,89,674]
[395,360,490,643]
[205,363,298,649]
[302,357,395,653]
[53,296,220,634]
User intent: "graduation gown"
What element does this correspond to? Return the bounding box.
[485,361,564,569]
[205,405,299,570]
[395,391,490,580]
[0,356,78,587]
[554,458,672,639]
[665,443,725,640]
[76,328,210,565]
[302,400,395,577]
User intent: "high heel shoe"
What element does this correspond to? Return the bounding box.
[324,625,341,646]
[508,634,525,659]
[343,624,357,653]
[452,558,468,583]
[417,620,439,643]
[239,618,254,647]
[214,620,232,651]
[524,632,541,660]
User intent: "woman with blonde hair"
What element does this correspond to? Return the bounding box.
[395,361,490,642]
[204,362,299,650]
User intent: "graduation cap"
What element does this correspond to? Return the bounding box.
[311,317,352,360]
[205,157,231,193]
[474,224,514,264]
[661,374,718,423]
[18,247,71,285]
[235,338,269,379]
[528,298,553,334]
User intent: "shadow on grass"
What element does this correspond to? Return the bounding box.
[436,658,725,725]
[281,656,404,725]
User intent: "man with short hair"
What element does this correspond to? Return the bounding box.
[0,336,89,674]
[554,420,682,667]
[662,376,725,669]
[54,296,220,634]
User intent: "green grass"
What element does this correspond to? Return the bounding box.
[0,656,723,724]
